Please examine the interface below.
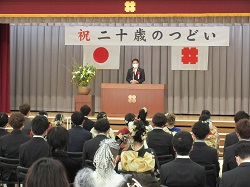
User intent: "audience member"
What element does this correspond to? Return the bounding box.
[75,139,126,187]
[223,119,250,172]
[80,104,94,131]
[147,113,174,157]
[19,103,32,135]
[0,113,31,187]
[25,157,70,187]
[47,126,80,183]
[0,112,9,137]
[68,112,92,152]
[82,119,110,167]
[138,107,153,132]
[121,120,155,173]
[123,173,161,187]
[38,110,48,118]
[163,113,180,135]
[90,112,115,139]
[51,113,65,126]
[160,131,205,187]
[199,114,220,149]
[220,142,250,187]
[19,115,50,168]
[224,111,249,148]
[190,120,220,187]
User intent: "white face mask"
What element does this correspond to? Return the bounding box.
[132,64,139,68]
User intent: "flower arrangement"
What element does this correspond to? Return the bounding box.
[71,60,96,87]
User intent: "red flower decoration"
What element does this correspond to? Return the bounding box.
[137,71,140,75]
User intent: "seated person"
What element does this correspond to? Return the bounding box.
[47,126,81,183]
[75,139,126,187]
[124,173,161,187]
[80,104,94,132]
[25,158,70,187]
[82,119,110,167]
[0,112,9,137]
[160,131,205,187]
[190,120,220,187]
[19,115,50,168]
[68,112,92,152]
[120,120,155,173]
[90,112,115,139]
[51,113,66,126]
[163,113,181,135]
[147,113,174,157]
[19,103,32,135]
[137,107,153,133]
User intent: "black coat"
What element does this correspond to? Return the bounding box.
[126,67,145,84]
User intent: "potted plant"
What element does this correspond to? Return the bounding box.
[71,60,96,95]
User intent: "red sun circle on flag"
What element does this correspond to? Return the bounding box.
[93,47,109,63]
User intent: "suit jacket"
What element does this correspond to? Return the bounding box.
[160,158,206,187]
[220,162,250,187]
[22,117,32,135]
[68,125,92,152]
[19,137,49,168]
[0,129,8,137]
[224,132,238,148]
[147,129,174,156]
[82,117,94,132]
[222,140,248,172]
[0,130,31,180]
[82,134,107,167]
[126,67,145,84]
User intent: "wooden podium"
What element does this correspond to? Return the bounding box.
[101,84,166,117]
[74,95,95,115]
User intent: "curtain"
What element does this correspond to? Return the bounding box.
[0,24,10,113]
[10,23,250,115]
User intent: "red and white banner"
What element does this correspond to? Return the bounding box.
[83,45,120,69]
[171,46,209,70]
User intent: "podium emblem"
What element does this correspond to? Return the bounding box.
[128,95,136,103]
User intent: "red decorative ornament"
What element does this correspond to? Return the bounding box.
[137,71,140,79]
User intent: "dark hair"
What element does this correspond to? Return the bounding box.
[97,112,108,120]
[152,113,167,127]
[9,113,25,129]
[138,108,147,121]
[235,119,250,139]
[192,121,210,140]
[234,111,249,123]
[19,103,31,116]
[199,114,210,121]
[132,59,139,63]
[31,115,49,135]
[71,112,84,126]
[53,114,65,126]
[201,110,211,118]
[0,113,8,127]
[47,126,69,154]
[94,119,110,133]
[124,113,136,125]
[122,173,161,187]
[132,120,146,143]
[173,131,193,155]
[235,142,250,159]
[25,158,70,187]
[80,105,91,116]
[38,110,48,118]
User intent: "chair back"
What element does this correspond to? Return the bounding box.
[157,154,174,166]
[202,164,217,187]
[0,157,19,185]
[67,152,83,165]
[16,166,28,186]
[84,159,95,170]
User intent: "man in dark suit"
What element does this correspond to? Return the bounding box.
[147,113,174,157]
[160,131,205,187]
[80,104,95,132]
[19,103,32,135]
[223,119,250,172]
[190,121,220,187]
[68,112,92,152]
[220,142,250,187]
[0,113,31,187]
[126,59,145,84]
[19,115,50,168]
[224,111,249,148]
[82,119,110,167]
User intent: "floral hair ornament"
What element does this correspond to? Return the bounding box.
[128,121,137,136]
[127,178,142,187]
[142,107,147,113]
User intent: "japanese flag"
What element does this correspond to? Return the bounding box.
[171,46,209,70]
[83,45,120,69]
